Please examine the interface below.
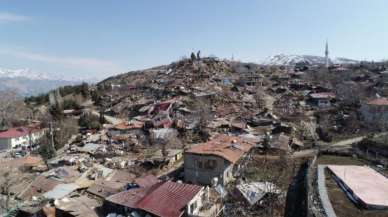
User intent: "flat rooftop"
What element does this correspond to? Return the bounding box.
[328,165,388,208]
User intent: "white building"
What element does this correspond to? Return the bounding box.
[0,127,45,151]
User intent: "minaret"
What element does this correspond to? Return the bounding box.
[325,40,329,68]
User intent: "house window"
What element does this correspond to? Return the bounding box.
[190,201,197,213]
[197,160,203,169]
[205,159,217,170]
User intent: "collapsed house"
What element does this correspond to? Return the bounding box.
[235,182,281,206]
[307,92,336,108]
[55,195,101,217]
[184,134,254,185]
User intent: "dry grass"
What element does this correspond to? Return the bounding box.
[317,155,366,165]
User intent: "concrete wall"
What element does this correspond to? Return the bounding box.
[184,153,232,185]
[2,130,45,150]
[0,138,10,151]
[11,135,29,148]
[187,187,205,216]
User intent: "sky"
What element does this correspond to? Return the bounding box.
[1,0,388,80]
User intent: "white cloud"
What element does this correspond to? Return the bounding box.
[0,12,31,23]
[0,49,122,72]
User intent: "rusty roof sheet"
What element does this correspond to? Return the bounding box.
[186,134,254,163]
[19,176,61,201]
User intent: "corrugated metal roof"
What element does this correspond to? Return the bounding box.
[136,181,202,217]
[186,134,254,163]
[19,176,61,201]
[107,183,162,208]
[107,181,202,217]
[43,183,79,199]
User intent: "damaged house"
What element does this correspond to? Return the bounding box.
[361,97,388,129]
[307,92,336,108]
[184,134,254,185]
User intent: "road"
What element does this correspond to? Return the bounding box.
[328,132,388,149]
[330,136,365,147]
[292,149,317,158]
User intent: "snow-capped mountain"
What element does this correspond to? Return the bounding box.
[0,68,77,96]
[332,57,360,65]
[260,54,359,66]
[0,68,50,80]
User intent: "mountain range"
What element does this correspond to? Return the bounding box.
[0,68,77,96]
[260,54,360,66]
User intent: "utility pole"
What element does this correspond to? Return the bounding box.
[49,121,56,154]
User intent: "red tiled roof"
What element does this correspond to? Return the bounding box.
[107,181,202,217]
[0,127,43,139]
[186,134,254,164]
[367,97,388,106]
[0,127,29,139]
[136,181,202,217]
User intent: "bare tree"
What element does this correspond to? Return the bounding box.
[0,90,31,127]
